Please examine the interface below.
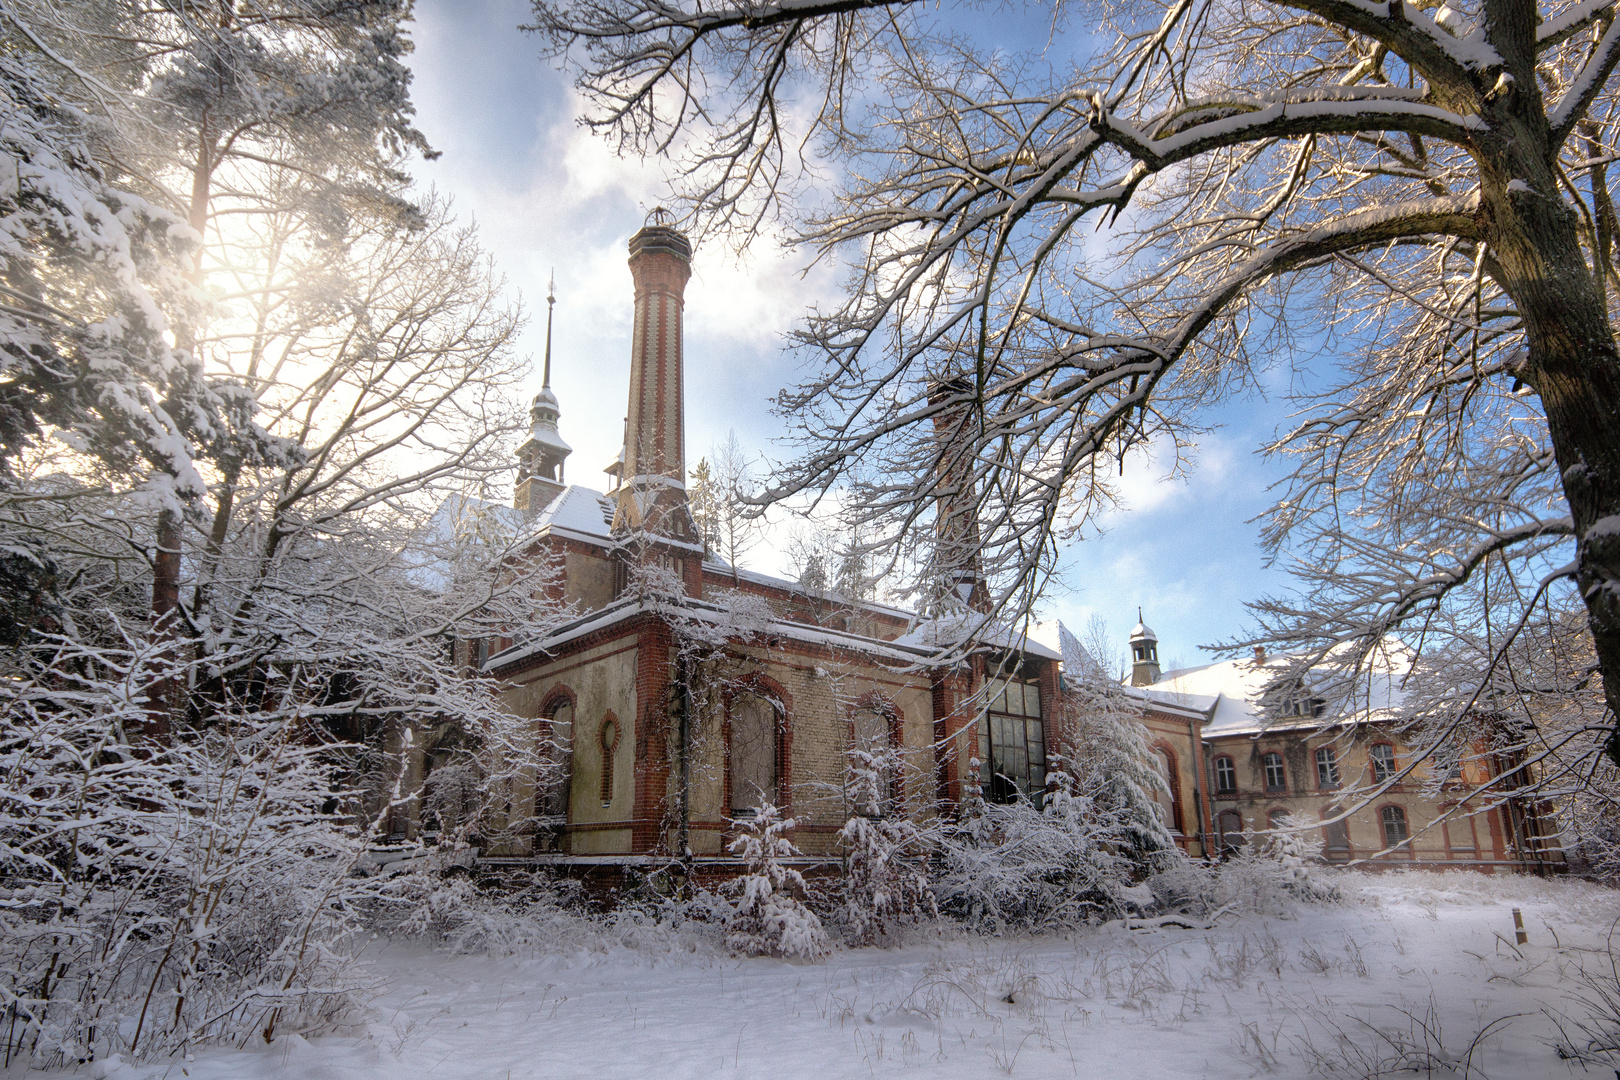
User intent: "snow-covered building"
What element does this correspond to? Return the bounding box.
[452,220,1213,867]
[1130,623,1563,872]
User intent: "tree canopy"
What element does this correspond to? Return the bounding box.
[530,0,1620,771]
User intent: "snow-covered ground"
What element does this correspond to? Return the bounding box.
[41,870,1620,1080]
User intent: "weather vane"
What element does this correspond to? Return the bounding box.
[645,205,674,226]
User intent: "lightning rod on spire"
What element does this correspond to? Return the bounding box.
[542,269,555,389]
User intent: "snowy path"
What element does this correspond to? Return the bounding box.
[55,872,1620,1079]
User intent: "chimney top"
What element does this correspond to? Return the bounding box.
[1253,645,1267,664]
[629,223,691,262]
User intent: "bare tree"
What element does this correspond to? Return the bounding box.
[707,428,759,580]
[530,0,1620,763]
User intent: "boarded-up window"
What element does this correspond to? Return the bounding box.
[1321,810,1351,859]
[599,716,620,807]
[853,707,890,753]
[538,702,572,823]
[1446,816,1479,854]
[1218,809,1245,852]
[731,695,778,814]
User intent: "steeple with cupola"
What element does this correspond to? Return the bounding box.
[515,276,573,515]
[1129,610,1161,687]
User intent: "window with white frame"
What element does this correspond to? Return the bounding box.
[1315,746,1340,788]
[1370,743,1397,783]
[1262,751,1286,792]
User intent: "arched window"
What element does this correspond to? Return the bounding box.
[1218,809,1245,853]
[851,702,900,815]
[1370,743,1397,783]
[1213,755,1236,794]
[1262,751,1286,792]
[730,693,780,815]
[1315,746,1340,788]
[1268,809,1293,832]
[1152,747,1181,834]
[598,715,620,808]
[536,693,574,827]
[1380,804,1409,850]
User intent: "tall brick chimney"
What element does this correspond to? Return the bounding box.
[611,216,700,546]
[929,375,989,613]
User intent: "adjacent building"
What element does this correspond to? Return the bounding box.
[1131,622,1563,871]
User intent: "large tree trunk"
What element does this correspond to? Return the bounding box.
[1491,145,1620,759]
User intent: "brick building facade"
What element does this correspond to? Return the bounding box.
[450,219,1213,866]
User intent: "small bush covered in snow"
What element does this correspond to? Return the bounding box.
[1216,818,1340,912]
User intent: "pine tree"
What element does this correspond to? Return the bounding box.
[688,456,720,555]
[726,801,829,959]
[837,747,935,945]
[1057,622,1178,869]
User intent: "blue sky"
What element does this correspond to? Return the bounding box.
[406,0,1299,667]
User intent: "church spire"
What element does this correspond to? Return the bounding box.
[542,271,555,390]
[514,273,572,516]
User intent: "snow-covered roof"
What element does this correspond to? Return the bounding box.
[893,611,1062,661]
[1137,642,1411,736]
[522,484,615,544]
[701,557,918,623]
[484,593,945,672]
[406,494,526,591]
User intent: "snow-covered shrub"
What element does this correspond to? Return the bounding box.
[936,625,1192,932]
[1216,818,1339,914]
[838,748,936,945]
[1057,624,1180,872]
[726,801,829,960]
[0,637,372,1068]
[937,772,1143,931]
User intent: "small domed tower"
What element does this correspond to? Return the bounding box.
[515,279,573,515]
[1129,610,1161,687]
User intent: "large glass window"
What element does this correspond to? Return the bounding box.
[1263,751,1286,791]
[978,678,1045,804]
[1370,743,1397,783]
[1214,755,1236,794]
